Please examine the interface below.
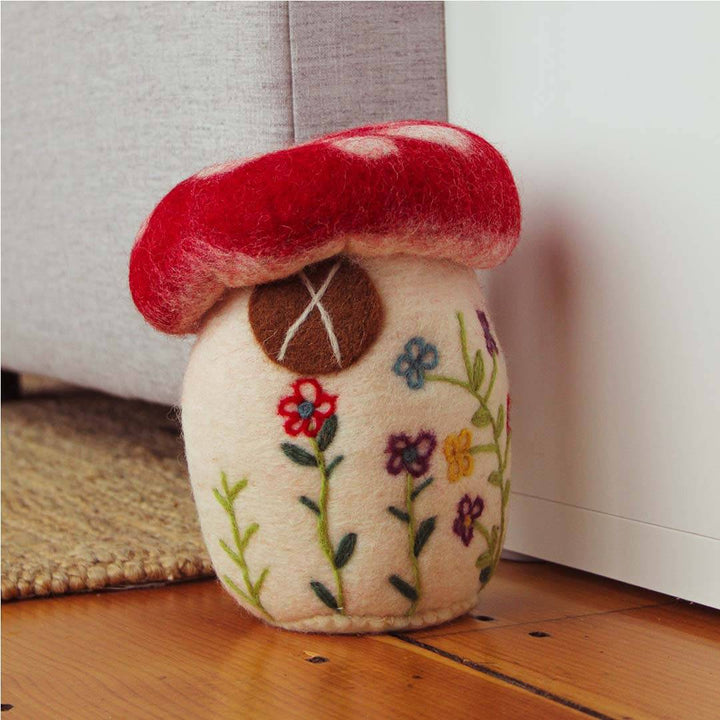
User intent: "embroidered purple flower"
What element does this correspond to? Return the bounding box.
[393,337,439,390]
[385,431,437,478]
[476,311,498,357]
[453,494,485,546]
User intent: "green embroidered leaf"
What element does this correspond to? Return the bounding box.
[388,574,418,602]
[212,487,231,513]
[310,580,339,610]
[299,495,320,515]
[411,476,434,500]
[487,471,503,487]
[471,407,492,428]
[387,506,410,523]
[227,478,248,501]
[281,442,317,467]
[334,533,357,569]
[475,551,492,569]
[413,516,436,557]
[220,471,230,491]
[326,455,344,478]
[219,539,241,565]
[316,415,338,452]
[240,523,259,550]
[471,443,497,454]
[495,405,505,438]
[253,567,269,596]
[471,350,484,391]
[224,575,252,604]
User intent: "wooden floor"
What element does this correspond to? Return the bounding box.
[2,561,719,720]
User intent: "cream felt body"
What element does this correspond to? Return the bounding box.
[182,254,510,633]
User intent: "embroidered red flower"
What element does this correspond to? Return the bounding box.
[385,431,437,478]
[278,378,337,438]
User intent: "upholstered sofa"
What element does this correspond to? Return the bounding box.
[2,1,447,404]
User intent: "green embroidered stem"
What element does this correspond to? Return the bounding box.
[483,354,498,404]
[469,443,497,454]
[387,474,435,614]
[405,472,421,616]
[426,311,512,582]
[283,413,353,614]
[424,373,470,392]
[426,373,505,472]
[502,429,512,473]
[498,500,506,563]
[473,520,492,548]
[458,311,474,384]
[310,437,345,614]
[213,472,273,621]
[473,519,502,586]
[495,431,512,561]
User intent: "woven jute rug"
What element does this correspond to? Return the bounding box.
[1,377,212,601]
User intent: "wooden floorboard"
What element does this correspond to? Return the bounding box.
[424,602,720,720]
[414,561,671,638]
[1,577,582,720]
[2,562,718,719]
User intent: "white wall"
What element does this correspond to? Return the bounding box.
[446,1,720,607]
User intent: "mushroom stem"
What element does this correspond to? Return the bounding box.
[310,437,345,614]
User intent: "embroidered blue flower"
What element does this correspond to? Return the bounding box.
[393,337,439,390]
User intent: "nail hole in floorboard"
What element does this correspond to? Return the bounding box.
[473,615,495,622]
[529,631,551,638]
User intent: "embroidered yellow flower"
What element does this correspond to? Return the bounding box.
[443,429,474,483]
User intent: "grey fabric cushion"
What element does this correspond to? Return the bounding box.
[289,1,447,141]
[1,1,447,404]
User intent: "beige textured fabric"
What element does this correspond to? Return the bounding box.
[182,255,511,632]
[2,1,448,405]
[1,378,211,601]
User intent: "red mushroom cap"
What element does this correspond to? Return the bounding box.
[129,121,521,335]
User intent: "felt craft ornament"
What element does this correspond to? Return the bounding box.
[129,120,521,633]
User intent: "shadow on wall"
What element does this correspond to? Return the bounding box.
[484,203,585,511]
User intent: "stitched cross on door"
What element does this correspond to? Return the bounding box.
[248,257,384,375]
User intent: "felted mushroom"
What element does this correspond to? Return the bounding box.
[129,120,520,633]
